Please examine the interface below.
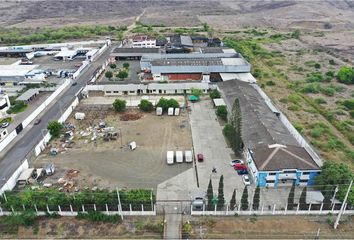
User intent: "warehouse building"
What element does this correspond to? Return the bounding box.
[131,35,157,48]
[0,65,40,83]
[111,48,161,61]
[218,80,321,188]
[140,51,251,81]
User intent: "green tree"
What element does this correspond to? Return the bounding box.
[116,31,124,41]
[231,98,243,155]
[337,66,354,84]
[230,189,236,210]
[138,99,153,112]
[105,70,113,80]
[314,162,353,206]
[203,23,210,32]
[191,88,203,98]
[117,70,128,80]
[207,179,214,211]
[216,105,228,121]
[209,89,221,99]
[167,99,179,108]
[47,121,63,138]
[109,63,116,69]
[217,175,225,210]
[287,181,295,210]
[113,99,126,112]
[241,186,248,210]
[252,186,260,210]
[156,98,169,111]
[123,62,130,69]
[299,187,307,210]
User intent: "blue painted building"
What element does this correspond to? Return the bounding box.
[218,80,322,188]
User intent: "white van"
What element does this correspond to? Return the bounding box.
[168,107,174,116]
[185,150,192,163]
[176,151,183,163]
[167,151,174,165]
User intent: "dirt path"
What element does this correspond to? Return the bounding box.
[127,8,146,33]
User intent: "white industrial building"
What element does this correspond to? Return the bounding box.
[131,35,157,48]
[0,65,39,83]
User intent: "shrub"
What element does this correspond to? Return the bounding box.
[288,104,301,111]
[314,63,321,69]
[191,88,203,98]
[76,212,121,224]
[6,100,27,114]
[265,80,275,86]
[337,66,354,84]
[105,70,113,79]
[113,99,126,112]
[209,89,221,99]
[342,99,354,110]
[293,123,304,133]
[291,29,300,39]
[300,83,321,93]
[321,87,335,96]
[117,70,128,79]
[216,106,228,121]
[47,121,63,138]
[123,62,130,69]
[156,98,179,111]
[109,63,116,69]
[350,110,354,118]
[287,93,301,103]
[329,59,335,65]
[138,99,154,112]
[167,99,179,108]
[314,97,327,104]
[306,72,323,82]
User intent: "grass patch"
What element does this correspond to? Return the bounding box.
[76,212,122,223]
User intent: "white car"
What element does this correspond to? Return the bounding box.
[230,159,244,166]
[1,122,9,128]
[242,175,251,186]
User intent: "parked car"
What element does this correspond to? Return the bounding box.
[234,163,247,171]
[34,119,41,125]
[72,82,78,86]
[242,175,251,186]
[197,153,204,162]
[1,122,9,128]
[230,159,244,166]
[237,169,248,175]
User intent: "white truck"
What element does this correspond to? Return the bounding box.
[75,112,85,120]
[166,151,174,165]
[185,150,193,163]
[176,151,183,163]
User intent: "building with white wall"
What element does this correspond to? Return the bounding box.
[131,35,156,48]
[0,93,11,117]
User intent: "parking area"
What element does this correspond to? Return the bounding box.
[33,105,193,191]
[189,98,249,203]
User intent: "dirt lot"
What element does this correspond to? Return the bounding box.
[1,216,163,239]
[186,215,354,239]
[33,106,193,191]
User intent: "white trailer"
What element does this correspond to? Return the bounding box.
[156,107,163,116]
[167,151,174,165]
[185,150,193,163]
[176,151,183,163]
[168,107,174,116]
[174,108,180,116]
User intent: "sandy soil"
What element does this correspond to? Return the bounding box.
[33,107,193,190]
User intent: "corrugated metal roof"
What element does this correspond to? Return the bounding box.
[16,88,40,101]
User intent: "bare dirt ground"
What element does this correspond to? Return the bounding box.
[1,216,163,239]
[33,106,193,190]
[186,215,354,239]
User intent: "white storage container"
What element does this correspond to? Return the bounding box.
[168,107,174,116]
[176,151,183,163]
[156,107,163,116]
[174,108,180,116]
[166,151,174,165]
[185,150,192,163]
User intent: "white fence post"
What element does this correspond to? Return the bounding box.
[249,204,252,215]
[82,205,85,213]
[0,206,3,215]
[58,205,61,213]
[226,204,229,215]
[130,204,132,215]
[320,203,323,214]
[308,203,312,214]
[141,204,144,212]
[214,204,217,215]
[261,205,264,215]
[331,203,335,213]
[202,204,205,215]
[46,205,50,213]
[70,204,73,213]
[34,204,38,213]
[106,204,109,213]
[343,203,347,215]
[238,203,241,215]
[296,203,299,214]
[94,204,96,211]
[285,204,288,215]
[272,204,276,215]
[11,206,14,213]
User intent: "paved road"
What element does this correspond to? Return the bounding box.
[163,203,182,240]
[0,44,115,187]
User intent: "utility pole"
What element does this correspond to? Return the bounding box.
[334,180,352,229]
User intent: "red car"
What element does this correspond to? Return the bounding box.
[197,153,204,162]
[234,163,247,171]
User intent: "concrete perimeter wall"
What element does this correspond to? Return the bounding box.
[0,160,28,194]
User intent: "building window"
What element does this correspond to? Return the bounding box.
[129,91,135,93]
[299,179,308,183]
[302,172,310,175]
[268,172,276,176]
[266,180,275,183]
[113,91,119,93]
[283,170,297,174]
[106,91,112,93]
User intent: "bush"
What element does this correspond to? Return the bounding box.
[76,212,121,224]
[117,70,128,79]
[123,62,130,69]
[105,70,113,79]
[167,99,179,109]
[138,99,153,112]
[210,89,221,99]
[350,110,354,118]
[156,98,179,111]
[47,121,63,138]
[342,99,354,110]
[321,87,335,96]
[288,104,301,111]
[109,63,116,69]
[314,97,327,104]
[329,59,335,65]
[216,105,228,121]
[191,88,203,98]
[6,100,27,114]
[113,99,126,112]
[265,80,275,86]
[314,63,321,69]
[293,123,304,134]
[300,83,321,93]
[337,66,354,84]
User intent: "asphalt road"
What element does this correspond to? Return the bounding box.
[0,44,115,187]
